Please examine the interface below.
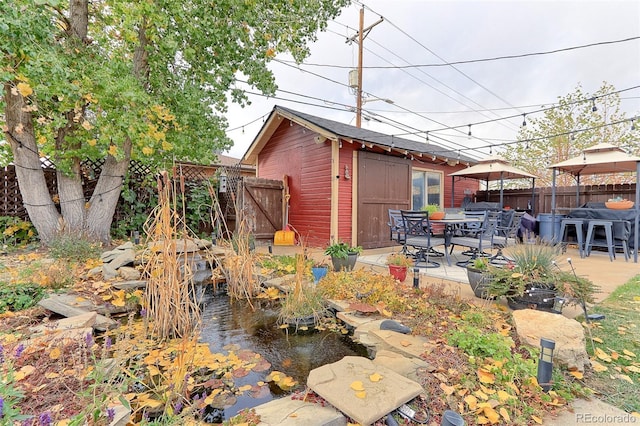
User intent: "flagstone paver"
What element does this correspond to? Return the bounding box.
[253,396,346,426]
[307,356,423,425]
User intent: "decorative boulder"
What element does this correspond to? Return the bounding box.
[512,309,590,372]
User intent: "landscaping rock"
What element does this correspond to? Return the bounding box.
[37,294,117,331]
[307,356,423,426]
[29,311,97,335]
[109,249,136,270]
[368,329,435,359]
[118,266,141,280]
[112,280,147,290]
[372,349,434,382]
[512,309,590,372]
[253,396,346,426]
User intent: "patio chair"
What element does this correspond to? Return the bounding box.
[490,210,523,264]
[388,209,408,253]
[400,210,450,268]
[449,211,499,267]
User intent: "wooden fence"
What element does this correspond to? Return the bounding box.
[476,183,636,214]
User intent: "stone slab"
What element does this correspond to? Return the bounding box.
[337,312,382,333]
[307,356,423,425]
[368,329,435,359]
[372,349,434,382]
[29,311,97,334]
[38,294,117,331]
[254,396,346,426]
[112,280,147,290]
[263,275,295,293]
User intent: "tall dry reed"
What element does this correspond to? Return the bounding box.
[141,171,201,340]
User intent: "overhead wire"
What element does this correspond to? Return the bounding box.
[277,35,640,69]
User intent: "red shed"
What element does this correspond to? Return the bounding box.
[242,106,479,249]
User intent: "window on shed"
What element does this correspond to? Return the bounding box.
[412,170,442,209]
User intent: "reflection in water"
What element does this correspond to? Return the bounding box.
[198,288,369,421]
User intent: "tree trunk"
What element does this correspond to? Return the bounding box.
[3,82,62,245]
[86,140,132,244]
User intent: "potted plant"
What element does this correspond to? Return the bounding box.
[466,257,494,299]
[486,243,559,311]
[324,242,363,271]
[486,243,597,313]
[386,252,413,282]
[421,204,445,220]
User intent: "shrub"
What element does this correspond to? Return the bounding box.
[0,216,38,248]
[0,282,45,313]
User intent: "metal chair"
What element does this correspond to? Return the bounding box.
[400,210,450,268]
[388,209,409,254]
[490,210,523,264]
[449,212,499,267]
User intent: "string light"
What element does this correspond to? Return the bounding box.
[425,131,429,142]
[467,124,472,137]
[591,98,597,112]
[522,114,527,127]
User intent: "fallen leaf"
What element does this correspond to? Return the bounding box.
[616,374,634,384]
[355,390,366,399]
[626,366,640,374]
[591,360,608,372]
[592,337,603,343]
[49,347,62,360]
[400,340,411,347]
[497,390,513,402]
[477,368,495,384]
[499,407,511,422]
[595,347,612,362]
[569,370,584,380]
[464,394,478,410]
[483,406,500,423]
[532,415,543,424]
[369,372,383,382]
[440,383,456,395]
[623,349,636,358]
[350,381,365,391]
[15,365,36,381]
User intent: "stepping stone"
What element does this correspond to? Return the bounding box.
[373,349,434,382]
[253,396,346,426]
[369,329,435,359]
[307,356,423,425]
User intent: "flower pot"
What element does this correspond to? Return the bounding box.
[429,211,445,220]
[507,287,557,312]
[311,266,328,283]
[388,264,408,282]
[466,266,493,299]
[331,253,358,271]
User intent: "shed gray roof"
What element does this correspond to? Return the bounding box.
[243,105,477,165]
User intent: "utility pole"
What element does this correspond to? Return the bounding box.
[346,8,383,128]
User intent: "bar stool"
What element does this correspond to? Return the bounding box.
[584,220,615,261]
[559,218,586,258]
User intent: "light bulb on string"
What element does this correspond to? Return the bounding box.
[591,98,597,112]
[522,114,527,127]
[467,125,472,137]
[425,131,429,142]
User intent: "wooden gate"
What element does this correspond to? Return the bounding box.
[239,177,284,240]
[357,152,411,249]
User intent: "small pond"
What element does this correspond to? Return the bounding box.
[198,287,370,422]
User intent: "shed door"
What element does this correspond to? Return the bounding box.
[240,177,284,240]
[357,151,411,249]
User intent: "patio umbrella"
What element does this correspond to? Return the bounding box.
[449,156,538,212]
[548,143,640,262]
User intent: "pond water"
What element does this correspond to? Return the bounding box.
[198,288,370,422]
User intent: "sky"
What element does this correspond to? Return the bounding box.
[222,0,640,160]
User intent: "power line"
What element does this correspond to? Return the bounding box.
[277,35,640,69]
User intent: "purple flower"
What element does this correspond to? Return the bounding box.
[107,407,115,422]
[39,411,52,426]
[14,344,25,358]
[140,308,147,317]
[85,333,94,348]
[174,401,183,414]
[105,336,112,350]
[0,344,4,364]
